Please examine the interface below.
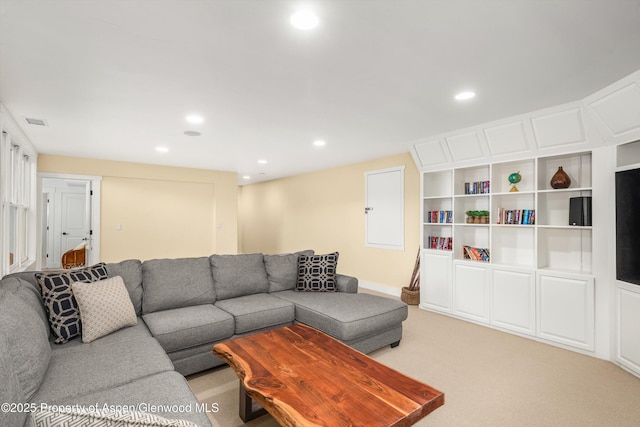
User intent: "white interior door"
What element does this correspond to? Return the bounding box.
[365,166,404,250]
[43,178,91,268]
[60,191,89,254]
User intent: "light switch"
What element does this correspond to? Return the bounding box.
[116,224,122,231]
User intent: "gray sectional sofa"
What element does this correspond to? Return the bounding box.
[0,251,408,427]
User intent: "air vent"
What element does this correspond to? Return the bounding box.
[184,130,201,136]
[25,117,47,126]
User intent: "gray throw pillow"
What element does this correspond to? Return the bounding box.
[141,257,215,313]
[210,254,269,300]
[264,250,314,292]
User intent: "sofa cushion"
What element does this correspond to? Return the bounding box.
[0,315,28,427]
[210,253,269,300]
[35,262,109,343]
[31,337,174,403]
[215,293,295,334]
[165,342,227,376]
[49,371,213,427]
[264,250,314,292]
[51,318,152,353]
[143,304,234,353]
[273,291,408,341]
[296,252,339,292]
[106,259,143,315]
[142,257,216,313]
[72,276,138,343]
[31,408,199,427]
[0,275,49,332]
[0,286,52,401]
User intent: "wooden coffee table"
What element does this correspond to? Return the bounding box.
[213,324,444,426]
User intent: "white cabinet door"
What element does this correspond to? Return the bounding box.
[491,268,535,335]
[421,251,452,312]
[617,284,640,375]
[453,262,489,322]
[537,272,594,351]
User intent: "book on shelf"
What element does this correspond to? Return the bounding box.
[426,210,453,223]
[462,245,490,262]
[464,180,490,195]
[495,208,535,225]
[427,236,452,250]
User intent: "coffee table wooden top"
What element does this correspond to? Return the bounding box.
[212,324,444,426]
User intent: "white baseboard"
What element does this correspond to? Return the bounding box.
[358,280,402,297]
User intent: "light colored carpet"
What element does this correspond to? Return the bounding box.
[188,297,640,427]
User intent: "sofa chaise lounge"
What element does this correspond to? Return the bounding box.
[0,251,408,427]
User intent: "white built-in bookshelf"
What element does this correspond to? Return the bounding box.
[422,151,592,271]
[421,151,594,350]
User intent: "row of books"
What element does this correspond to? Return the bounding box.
[496,209,535,225]
[464,181,490,195]
[463,245,490,262]
[426,210,453,223]
[426,236,452,250]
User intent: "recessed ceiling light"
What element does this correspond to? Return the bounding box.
[184,130,201,136]
[185,115,204,124]
[455,91,476,101]
[313,139,326,147]
[258,159,268,164]
[290,9,319,30]
[242,175,251,180]
[156,147,169,153]
[25,117,48,126]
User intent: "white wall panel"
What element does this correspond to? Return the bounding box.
[484,121,530,156]
[531,108,586,148]
[588,83,640,137]
[414,139,449,169]
[446,132,485,162]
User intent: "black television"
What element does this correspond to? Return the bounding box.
[616,167,640,285]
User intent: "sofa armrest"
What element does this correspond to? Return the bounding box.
[336,274,358,293]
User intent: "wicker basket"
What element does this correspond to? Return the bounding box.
[401,287,420,305]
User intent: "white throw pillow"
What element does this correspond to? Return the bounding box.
[72,276,137,343]
[31,407,199,427]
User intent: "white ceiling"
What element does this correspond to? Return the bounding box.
[1,0,640,184]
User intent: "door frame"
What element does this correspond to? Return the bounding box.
[37,173,102,269]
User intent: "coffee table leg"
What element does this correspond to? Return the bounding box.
[239,382,268,422]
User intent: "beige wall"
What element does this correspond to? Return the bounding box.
[38,155,238,262]
[239,153,420,292]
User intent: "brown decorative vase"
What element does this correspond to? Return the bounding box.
[550,166,571,189]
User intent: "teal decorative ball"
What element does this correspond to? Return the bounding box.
[508,172,522,184]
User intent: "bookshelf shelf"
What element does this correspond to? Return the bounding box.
[537,225,592,230]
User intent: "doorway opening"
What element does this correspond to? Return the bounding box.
[38,173,101,269]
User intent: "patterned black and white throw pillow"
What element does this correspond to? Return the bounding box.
[35,263,109,344]
[296,252,339,292]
